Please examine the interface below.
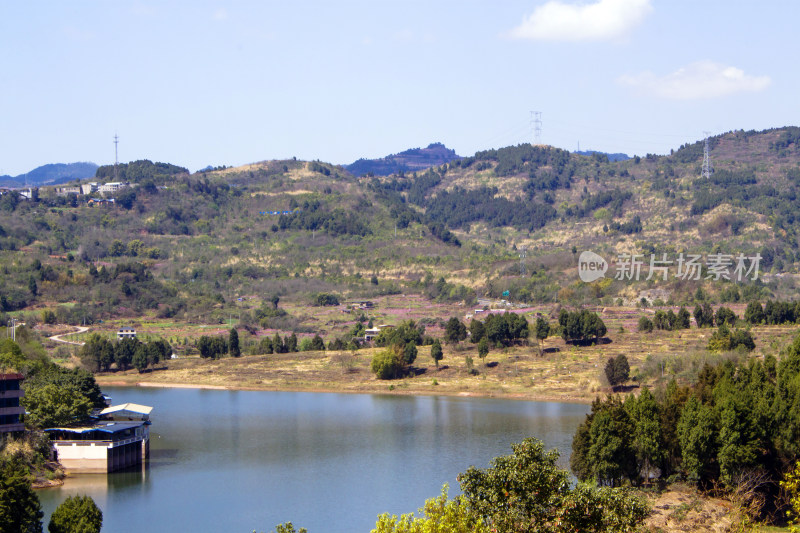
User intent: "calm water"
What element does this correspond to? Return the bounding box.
[38,387,589,533]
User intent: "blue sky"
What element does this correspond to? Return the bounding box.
[1,1,795,175]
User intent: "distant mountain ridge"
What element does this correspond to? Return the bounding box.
[0,162,98,187]
[574,150,630,162]
[346,142,460,176]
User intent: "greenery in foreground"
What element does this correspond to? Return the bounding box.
[572,331,800,523]
[263,438,648,533]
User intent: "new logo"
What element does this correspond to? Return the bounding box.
[578,251,608,282]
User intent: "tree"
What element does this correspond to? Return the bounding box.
[469,319,485,343]
[403,341,417,365]
[371,347,403,380]
[22,383,93,428]
[431,340,443,368]
[744,301,765,325]
[229,328,240,357]
[444,317,467,345]
[271,295,280,310]
[28,275,38,297]
[677,307,691,329]
[535,317,550,355]
[458,437,648,533]
[0,457,43,533]
[637,316,653,333]
[372,485,489,533]
[627,388,663,483]
[715,306,737,327]
[477,337,489,365]
[286,333,298,353]
[586,398,637,487]
[604,355,629,389]
[48,495,102,533]
[272,333,285,353]
[781,460,800,533]
[132,346,149,373]
[114,337,139,371]
[79,334,115,372]
[677,396,719,483]
[310,334,326,351]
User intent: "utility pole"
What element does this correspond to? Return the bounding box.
[701,131,712,179]
[114,133,120,181]
[531,111,542,145]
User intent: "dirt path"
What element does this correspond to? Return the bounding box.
[48,325,89,346]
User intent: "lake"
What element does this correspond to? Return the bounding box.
[38,387,589,533]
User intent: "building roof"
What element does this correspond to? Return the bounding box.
[100,403,152,417]
[46,420,145,434]
[0,373,23,380]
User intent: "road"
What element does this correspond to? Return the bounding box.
[48,325,89,346]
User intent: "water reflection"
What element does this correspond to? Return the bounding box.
[38,388,589,533]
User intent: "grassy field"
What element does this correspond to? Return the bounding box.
[92,313,800,403]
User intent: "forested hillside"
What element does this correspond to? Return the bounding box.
[2,127,800,331]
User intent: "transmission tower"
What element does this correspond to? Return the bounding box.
[531,111,542,145]
[701,131,712,179]
[114,133,119,181]
[519,246,527,277]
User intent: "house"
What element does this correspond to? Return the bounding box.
[364,324,394,342]
[0,373,25,434]
[117,326,137,340]
[87,198,115,206]
[364,327,381,341]
[56,186,82,196]
[98,182,127,194]
[81,183,98,195]
[45,402,153,473]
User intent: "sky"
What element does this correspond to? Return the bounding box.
[1,0,797,175]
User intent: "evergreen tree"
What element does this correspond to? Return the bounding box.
[469,318,485,343]
[626,387,662,483]
[48,495,102,533]
[535,317,550,355]
[431,339,443,368]
[0,457,43,533]
[477,337,489,364]
[229,328,240,357]
[444,317,467,344]
[403,341,417,365]
[310,334,326,351]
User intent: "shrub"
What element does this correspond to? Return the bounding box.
[371,348,403,380]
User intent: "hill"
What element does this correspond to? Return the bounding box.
[574,150,630,162]
[0,162,99,187]
[3,127,800,342]
[346,142,459,176]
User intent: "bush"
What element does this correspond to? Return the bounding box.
[637,316,654,333]
[314,293,340,306]
[371,348,403,380]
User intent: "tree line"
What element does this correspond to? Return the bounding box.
[571,333,800,521]
[80,334,172,373]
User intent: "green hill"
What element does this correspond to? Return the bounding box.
[2,127,800,333]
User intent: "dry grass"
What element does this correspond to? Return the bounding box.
[94,319,800,403]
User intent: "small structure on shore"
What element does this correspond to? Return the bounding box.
[45,403,152,473]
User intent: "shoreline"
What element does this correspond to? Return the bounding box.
[95,378,595,404]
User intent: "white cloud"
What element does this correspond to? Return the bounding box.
[618,61,772,100]
[213,8,228,21]
[509,0,652,42]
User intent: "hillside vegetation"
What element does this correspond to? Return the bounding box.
[1,127,800,344]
